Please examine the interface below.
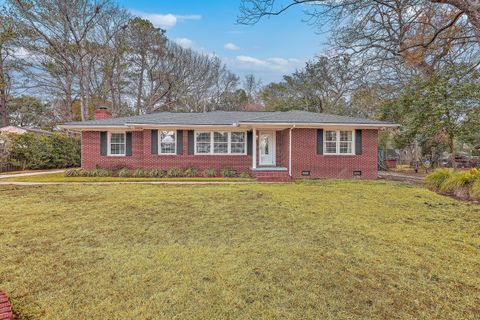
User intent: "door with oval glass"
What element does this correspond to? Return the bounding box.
[259,131,276,166]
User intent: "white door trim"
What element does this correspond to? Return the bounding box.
[259,131,276,166]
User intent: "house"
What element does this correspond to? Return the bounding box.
[0,125,52,136]
[61,108,398,181]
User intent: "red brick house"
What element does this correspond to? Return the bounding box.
[61,109,397,181]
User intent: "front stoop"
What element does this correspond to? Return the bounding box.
[252,168,292,182]
[0,291,13,320]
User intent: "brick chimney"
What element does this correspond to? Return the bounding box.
[94,106,112,120]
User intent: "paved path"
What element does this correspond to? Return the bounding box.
[378,171,425,184]
[0,181,261,186]
[0,169,65,179]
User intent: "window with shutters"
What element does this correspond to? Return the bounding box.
[159,131,176,154]
[195,131,246,155]
[108,132,126,156]
[324,130,354,155]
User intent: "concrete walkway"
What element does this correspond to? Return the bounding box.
[0,181,260,186]
[378,171,425,184]
[0,169,65,179]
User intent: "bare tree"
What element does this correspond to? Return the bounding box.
[0,11,17,126]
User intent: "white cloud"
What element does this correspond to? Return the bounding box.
[131,11,201,29]
[174,37,194,49]
[224,42,240,51]
[235,55,304,73]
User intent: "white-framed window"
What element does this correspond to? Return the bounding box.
[195,131,246,155]
[324,130,355,155]
[108,132,126,156]
[159,131,176,154]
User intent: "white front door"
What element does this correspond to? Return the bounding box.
[259,131,276,166]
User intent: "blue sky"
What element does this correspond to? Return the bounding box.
[118,0,328,84]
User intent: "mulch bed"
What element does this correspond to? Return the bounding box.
[0,291,13,320]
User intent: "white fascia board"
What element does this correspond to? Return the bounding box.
[237,122,399,129]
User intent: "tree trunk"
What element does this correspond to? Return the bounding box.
[135,55,146,115]
[448,135,456,169]
[0,53,8,127]
[64,71,74,121]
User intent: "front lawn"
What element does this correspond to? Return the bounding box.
[0,181,478,319]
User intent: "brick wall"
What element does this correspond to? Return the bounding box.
[81,128,378,179]
[290,128,378,179]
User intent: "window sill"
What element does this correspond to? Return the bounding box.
[193,153,248,156]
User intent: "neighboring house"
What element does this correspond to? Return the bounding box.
[0,125,52,136]
[0,126,52,154]
[61,108,398,181]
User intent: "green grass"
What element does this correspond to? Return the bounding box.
[0,172,254,182]
[0,180,479,319]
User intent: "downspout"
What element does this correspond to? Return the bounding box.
[289,125,295,177]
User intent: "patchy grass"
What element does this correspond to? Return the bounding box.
[0,180,479,319]
[0,172,254,182]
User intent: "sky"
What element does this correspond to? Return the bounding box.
[118,0,329,84]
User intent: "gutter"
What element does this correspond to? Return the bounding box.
[289,125,295,177]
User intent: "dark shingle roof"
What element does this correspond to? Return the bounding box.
[63,110,396,127]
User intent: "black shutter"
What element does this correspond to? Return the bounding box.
[188,130,194,155]
[126,132,132,156]
[151,130,158,154]
[100,131,107,156]
[355,129,362,155]
[247,131,253,155]
[176,130,183,155]
[317,129,323,155]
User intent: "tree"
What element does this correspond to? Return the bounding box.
[260,55,362,114]
[8,95,53,128]
[238,0,480,43]
[383,63,480,167]
[243,74,262,104]
[0,10,18,127]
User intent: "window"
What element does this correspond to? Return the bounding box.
[196,132,211,154]
[214,132,228,153]
[339,131,353,154]
[159,131,176,154]
[195,131,246,155]
[324,130,354,155]
[325,131,337,154]
[230,132,246,154]
[109,132,125,156]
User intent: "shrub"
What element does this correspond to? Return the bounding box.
[7,132,80,170]
[239,172,250,178]
[149,169,165,178]
[91,168,110,177]
[425,168,452,191]
[184,167,198,177]
[118,168,130,177]
[203,168,216,178]
[167,168,182,178]
[133,169,147,178]
[220,168,236,178]
[439,169,480,194]
[64,168,79,177]
[471,180,480,200]
[77,168,91,177]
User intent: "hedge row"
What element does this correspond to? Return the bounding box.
[425,168,480,201]
[65,167,251,179]
[1,133,80,170]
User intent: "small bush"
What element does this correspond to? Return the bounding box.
[64,168,79,177]
[149,169,165,178]
[167,168,182,178]
[184,167,198,177]
[439,170,479,194]
[203,168,216,178]
[91,168,111,177]
[239,172,250,178]
[118,168,130,177]
[220,168,236,178]
[78,168,91,177]
[471,180,480,200]
[425,168,452,191]
[133,169,147,178]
